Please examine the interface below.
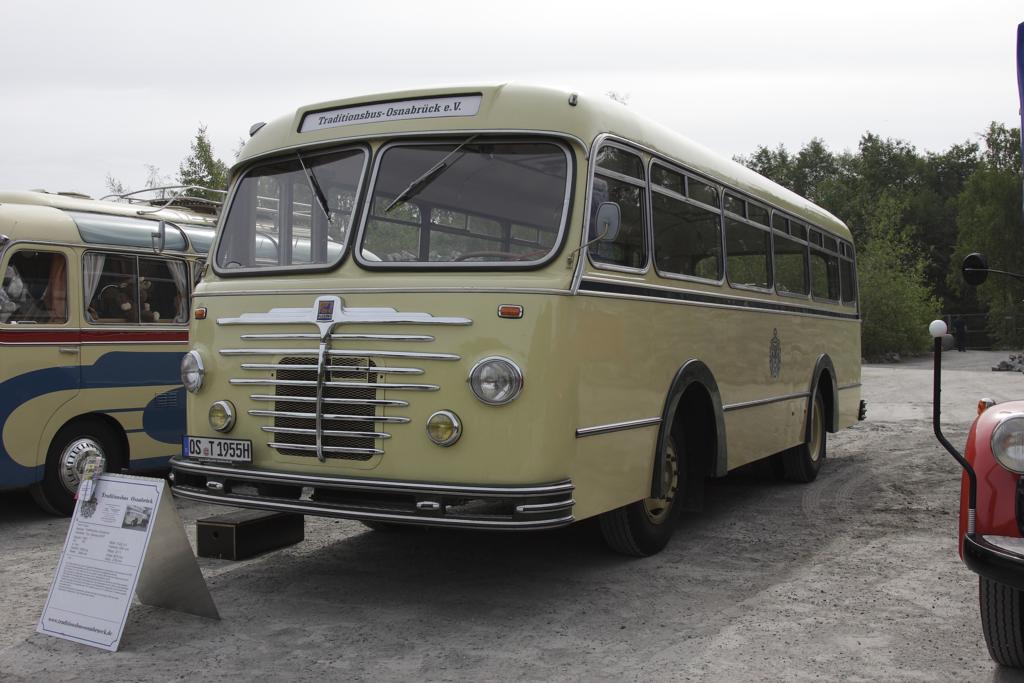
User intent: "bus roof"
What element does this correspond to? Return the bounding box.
[0,190,217,253]
[237,83,851,241]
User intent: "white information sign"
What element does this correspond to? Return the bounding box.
[300,94,482,133]
[37,473,218,652]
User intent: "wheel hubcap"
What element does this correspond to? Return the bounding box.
[58,438,106,495]
[809,397,824,463]
[643,440,679,524]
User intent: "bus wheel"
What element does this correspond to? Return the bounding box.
[599,436,683,557]
[783,391,826,483]
[980,576,1024,667]
[31,420,120,516]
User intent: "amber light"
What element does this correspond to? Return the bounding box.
[978,398,996,415]
[498,305,523,319]
[194,307,208,320]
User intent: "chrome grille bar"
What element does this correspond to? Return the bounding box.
[250,394,408,407]
[221,348,459,361]
[233,378,438,391]
[262,426,391,439]
[241,333,435,342]
[241,362,424,375]
[267,442,384,456]
[249,409,411,424]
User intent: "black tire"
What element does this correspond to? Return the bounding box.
[30,420,121,516]
[980,576,1024,667]
[783,391,826,483]
[599,435,684,557]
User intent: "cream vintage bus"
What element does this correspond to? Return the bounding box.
[171,84,864,555]
[0,190,216,514]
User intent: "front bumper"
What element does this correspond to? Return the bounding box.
[963,533,1024,591]
[169,456,575,530]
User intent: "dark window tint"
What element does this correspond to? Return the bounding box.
[589,175,646,269]
[724,194,745,216]
[790,222,807,240]
[823,234,839,253]
[748,204,770,226]
[688,178,718,207]
[652,165,684,195]
[841,258,857,304]
[774,235,808,295]
[2,250,67,324]
[652,192,722,280]
[596,146,644,179]
[810,249,841,300]
[725,218,770,288]
[772,214,788,232]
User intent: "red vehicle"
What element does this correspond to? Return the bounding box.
[932,252,1024,667]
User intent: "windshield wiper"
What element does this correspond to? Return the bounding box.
[383,135,478,214]
[296,152,333,224]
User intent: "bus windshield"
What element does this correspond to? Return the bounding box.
[359,140,570,266]
[216,148,367,271]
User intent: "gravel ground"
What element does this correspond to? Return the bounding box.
[3,351,1024,681]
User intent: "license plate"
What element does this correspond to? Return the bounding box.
[184,436,252,463]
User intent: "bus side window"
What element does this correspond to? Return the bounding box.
[139,257,190,323]
[589,146,647,270]
[1,251,67,324]
[85,253,139,324]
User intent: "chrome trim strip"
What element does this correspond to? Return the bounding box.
[241,362,424,375]
[217,309,472,326]
[515,499,576,514]
[170,457,575,496]
[838,383,862,391]
[199,287,570,297]
[248,409,411,423]
[249,394,409,407]
[221,347,459,361]
[233,378,438,391]
[171,487,575,530]
[267,442,383,456]
[722,391,810,412]
[261,426,391,439]
[575,417,662,438]
[240,333,435,342]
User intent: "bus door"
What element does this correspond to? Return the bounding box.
[0,245,80,486]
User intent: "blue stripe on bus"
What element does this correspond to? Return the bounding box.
[0,351,185,489]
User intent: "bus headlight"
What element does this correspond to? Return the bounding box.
[426,410,462,446]
[209,401,235,433]
[992,414,1024,473]
[468,356,523,405]
[181,350,205,393]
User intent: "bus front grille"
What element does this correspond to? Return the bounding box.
[220,311,470,462]
[270,356,380,460]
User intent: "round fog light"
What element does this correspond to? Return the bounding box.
[426,410,461,447]
[209,401,236,433]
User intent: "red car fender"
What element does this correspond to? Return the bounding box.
[959,402,1024,557]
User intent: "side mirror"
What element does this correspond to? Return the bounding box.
[152,220,167,254]
[594,202,621,243]
[962,252,989,286]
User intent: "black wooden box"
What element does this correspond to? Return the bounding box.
[196,510,304,560]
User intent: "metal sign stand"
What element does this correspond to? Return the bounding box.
[37,473,218,652]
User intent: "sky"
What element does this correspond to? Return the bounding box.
[1,0,1021,200]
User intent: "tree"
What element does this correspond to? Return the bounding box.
[953,123,1024,346]
[178,124,229,202]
